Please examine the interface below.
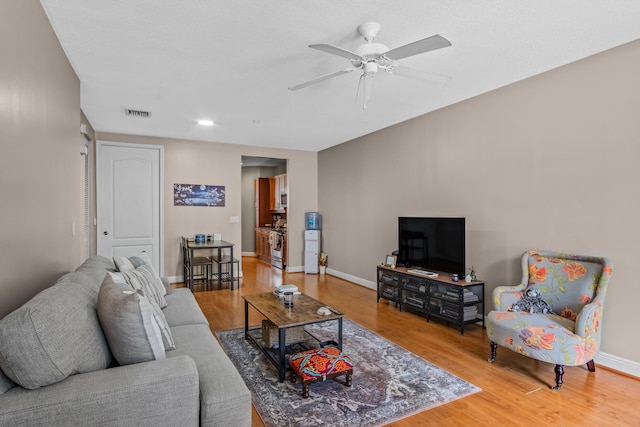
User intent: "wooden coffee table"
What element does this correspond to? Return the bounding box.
[243,292,343,382]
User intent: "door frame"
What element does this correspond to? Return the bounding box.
[96,140,165,275]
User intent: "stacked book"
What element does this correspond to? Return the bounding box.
[274,284,300,297]
[463,289,479,303]
[463,305,479,321]
[404,296,425,309]
[434,291,458,302]
[441,301,460,319]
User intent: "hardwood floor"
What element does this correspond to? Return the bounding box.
[184,257,640,427]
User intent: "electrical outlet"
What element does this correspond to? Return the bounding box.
[230,216,240,223]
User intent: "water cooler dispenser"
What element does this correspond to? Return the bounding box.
[304,212,321,274]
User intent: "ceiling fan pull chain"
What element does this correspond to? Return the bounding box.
[355,74,364,106]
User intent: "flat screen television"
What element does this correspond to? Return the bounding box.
[397,217,465,274]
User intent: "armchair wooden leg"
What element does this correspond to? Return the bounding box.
[586,360,596,372]
[488,341,498,362]
[551,364,564,390]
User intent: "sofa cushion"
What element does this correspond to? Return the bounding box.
[114,252,167,296]
[163,288,209,327]
[167,324,252,426]
[0,356,200,425]
[0,272,112,389]
[0,369,15,393]
[75,255,116,287]
[97,275,169,365]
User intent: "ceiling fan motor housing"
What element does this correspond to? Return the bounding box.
[355,42,389,58]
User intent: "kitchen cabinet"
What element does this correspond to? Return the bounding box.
[255,228,271,264]
[269,173,287,212]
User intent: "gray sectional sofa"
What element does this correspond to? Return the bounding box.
[0,256,251,426]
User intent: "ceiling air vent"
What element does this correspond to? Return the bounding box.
[125,108,151,118]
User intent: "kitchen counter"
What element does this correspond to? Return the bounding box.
[255,227,287,268]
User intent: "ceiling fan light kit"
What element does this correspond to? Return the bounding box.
[288,22,452,108]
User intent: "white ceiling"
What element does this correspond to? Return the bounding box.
[41,1,640,152]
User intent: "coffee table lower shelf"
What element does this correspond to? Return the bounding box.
[245,327,313,373]
[243,292,344,382]
[244,320,343,382]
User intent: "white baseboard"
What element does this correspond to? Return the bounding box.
[596,352,640,378]
[286,265,304,273]
[325,268,376,290]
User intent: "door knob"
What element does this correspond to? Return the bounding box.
[103,231,109,235]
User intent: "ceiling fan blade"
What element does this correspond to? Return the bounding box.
[288,67,356,91]
[384,34,451,61]
[309,43,362,61]
[388,65,451,86]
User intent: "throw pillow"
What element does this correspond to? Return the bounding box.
[116,264,168,308]
[106,271,174,350]
[509,287,555,314]
[148,297,176,351]
[97,275,167,365]
[113,252,167,296]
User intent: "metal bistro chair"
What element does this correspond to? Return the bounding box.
[181,237,214,291]
[211,247,240,289]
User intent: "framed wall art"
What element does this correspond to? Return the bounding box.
[174,184,225,207]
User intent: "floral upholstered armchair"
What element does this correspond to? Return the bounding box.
[487,250,612,390]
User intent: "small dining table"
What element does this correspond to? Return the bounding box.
[186,239,235,290]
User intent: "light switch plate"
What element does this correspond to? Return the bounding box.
[230,216,240,223]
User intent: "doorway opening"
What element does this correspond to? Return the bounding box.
[241,156,287,269]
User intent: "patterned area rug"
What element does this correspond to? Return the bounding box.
[217,318,481,427]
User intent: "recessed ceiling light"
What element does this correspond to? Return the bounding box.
[197,119,214,126]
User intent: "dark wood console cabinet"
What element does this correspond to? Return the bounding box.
[377,265,485,335]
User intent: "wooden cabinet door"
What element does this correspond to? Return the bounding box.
[256,178,271,227]
[257,230,263,258]
[256,229,271,262]
[269,177,277,211]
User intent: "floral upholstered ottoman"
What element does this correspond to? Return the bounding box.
[286,347,353,398]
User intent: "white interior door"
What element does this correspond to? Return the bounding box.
[97,141,163,274]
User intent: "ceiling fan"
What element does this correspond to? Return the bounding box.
[288,22,452,106]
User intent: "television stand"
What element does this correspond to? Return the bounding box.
[377,265,485,335]
[407,269,439,278]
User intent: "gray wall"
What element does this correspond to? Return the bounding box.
[318,39,640,363]
[0,1,84,318]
